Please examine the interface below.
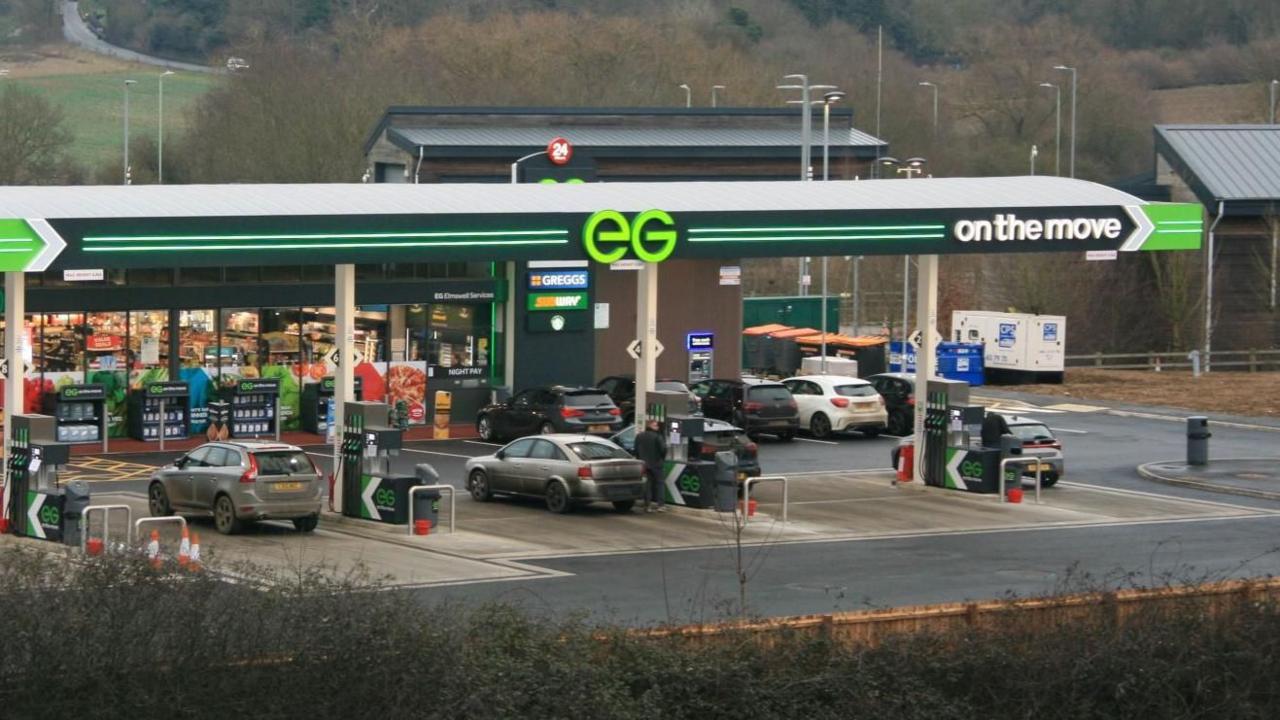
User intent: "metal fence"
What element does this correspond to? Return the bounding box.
[1067,349,1280,372]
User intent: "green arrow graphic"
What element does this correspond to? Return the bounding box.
[1122,203,1203,252]
[0,219,66,272]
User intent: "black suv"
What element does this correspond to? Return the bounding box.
[597,374,700,422]
[867,372,915,436]
[690,378,799,441]
[476,386,622,442]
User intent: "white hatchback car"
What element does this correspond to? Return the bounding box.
[782,375,888,439]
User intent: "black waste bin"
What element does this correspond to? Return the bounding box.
[412,464,442,529]
[1187,416,1211,466]
[713,451,738,513]
[62,481,91,547]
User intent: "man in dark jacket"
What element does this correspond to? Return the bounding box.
[981,412,1012,448]
[634,419,668,512]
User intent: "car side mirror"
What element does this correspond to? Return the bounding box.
[495,449,506,460]
[174,456,187,469]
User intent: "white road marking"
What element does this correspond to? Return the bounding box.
[795,437,839,446]
[403,447,483,459]
[1057,480,1280,515]
[1050,427,1089,434]
[1106,409,1280,433]
[465,440,504,447]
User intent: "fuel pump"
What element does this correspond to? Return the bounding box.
[4,414,84,543]
[656,415,738,510]
[340,401,424,524]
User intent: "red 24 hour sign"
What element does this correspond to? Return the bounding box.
[547,137,572,166]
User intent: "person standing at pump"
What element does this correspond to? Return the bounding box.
[981,412,1011,448]
[635,419,668,512]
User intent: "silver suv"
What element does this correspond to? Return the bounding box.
[148,441,323,535]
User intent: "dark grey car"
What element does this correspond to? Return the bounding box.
[464,434,646,514]
[148,441,323,535]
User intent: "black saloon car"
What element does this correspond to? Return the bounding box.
[476,386,622,442]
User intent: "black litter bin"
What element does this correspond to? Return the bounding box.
[413,463,442,529]
[713,450,738,513]
[62,481,91,547]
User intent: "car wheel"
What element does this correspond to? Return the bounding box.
[213,494,242,536]
[612,500,636,513]
[477,415,496,442]
[862,426,882,439]
[540,422,556,435]
[148,482,173,517]
[468,469,493,501]
[292,514,319,533]
[545,481,573,514]
[1038,472,1060,488]
[809,413,833,439]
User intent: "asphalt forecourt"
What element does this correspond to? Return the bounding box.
[68,464,1273,591]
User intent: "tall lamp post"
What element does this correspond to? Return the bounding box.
[1053,64,1077,177]
[778,75,835,296]
[711,84,725,108]
[158,70,174,184]
[123,79,137,185]
[1030,144,1039,176]
[1270,79,1278,124]
[880,156,928,354]
[1039,81,1061,176]
[679,83,691,108]
[818,89,847,372]
[918,81,938,139]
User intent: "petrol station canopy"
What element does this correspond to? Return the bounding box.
[0,176,1202,273]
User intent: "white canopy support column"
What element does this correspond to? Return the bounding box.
[634,263,658,426]
[503,261,516,395]
[912,254,938,484]
[331,263,355,513]
[3,271,24,521]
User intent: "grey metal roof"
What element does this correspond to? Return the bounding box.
[0,177,1144,219]
[387,125,886,150]
[1156,125,1280,202]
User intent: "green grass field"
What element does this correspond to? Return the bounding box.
[9,70,220,173]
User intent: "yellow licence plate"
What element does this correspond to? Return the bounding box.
[275,481,303,491]
[737,472,747,482]
[589,425,609,433]
[1036,464,1053,472]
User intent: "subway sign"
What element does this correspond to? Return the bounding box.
[527,291,588,311]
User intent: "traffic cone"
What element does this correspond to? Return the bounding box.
[177,526,191,567]
[147,530,161,569]
[188,533,202,572]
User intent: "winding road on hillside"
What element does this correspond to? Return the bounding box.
[61,1,224,74]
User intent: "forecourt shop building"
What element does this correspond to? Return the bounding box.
[0,177,1201,487]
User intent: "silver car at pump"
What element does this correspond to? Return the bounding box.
[464,434,647,514]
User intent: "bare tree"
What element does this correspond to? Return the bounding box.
[0,85,73,185]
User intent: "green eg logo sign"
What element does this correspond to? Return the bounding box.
[63,388,81,399]
[374,488,396,508]
[960,460,983,478]
[583,209,677,264]
[148,384,164,395]
[678,472,700,494]
[39,505,60,526]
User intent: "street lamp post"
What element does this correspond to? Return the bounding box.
[679,83,691,108]
[123,79,137,185]
[712,84,725,108]
[880,156,928,352]
[779,76,835,296]
[818,90,847,373]
[1270,79,1278,124]
[158,70,174,184]
[1039,82,1061,176]
[1053,65,1077,177]
[1030,144,1038,176]
[918,81,938,138]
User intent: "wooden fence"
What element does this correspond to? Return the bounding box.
[641,578,1280,648]
[1066,349,1280,372]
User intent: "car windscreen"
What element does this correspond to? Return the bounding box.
[564,392,613,407]
[1009,424,1055,442]
[253,451,313,476]
[569,442,632,460]
[834,384,878,398]
[655,381,688,393]
[747,385,792,402]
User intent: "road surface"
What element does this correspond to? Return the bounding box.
[61,1,223,75]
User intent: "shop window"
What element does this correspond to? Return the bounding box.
[179,267,222,284]
[220,308,260,370]
[405,304,429,361]
[356,307,388,363]
[301,308,335,366]
[126,268,175,285]
[179,310,217,372]
[261,308,301,367]
[40,313,84,374]
[85,312,128,374]
[128,310,169,385]
[429,303,490,372]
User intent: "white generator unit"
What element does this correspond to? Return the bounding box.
[951,311,1065,384]
[800,356,859,377]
